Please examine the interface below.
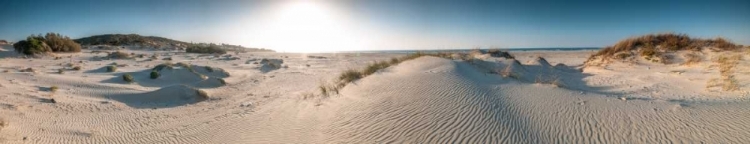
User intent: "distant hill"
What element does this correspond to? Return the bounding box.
[74,34,274,52]
[74,34,189,48]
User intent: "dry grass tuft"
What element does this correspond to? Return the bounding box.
[713,55,742,91]
[682,52,702,65]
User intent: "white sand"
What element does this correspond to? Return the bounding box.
[0,44,748,143]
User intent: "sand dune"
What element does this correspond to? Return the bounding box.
[1,45,749,143]
[316,56,750,143]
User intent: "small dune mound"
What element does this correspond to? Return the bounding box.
[103,62,230,88]
[585,33,742,66]
[527,57,552,68]
[108,85,208,108]
[259,58,284,73]
[487,49,515,59]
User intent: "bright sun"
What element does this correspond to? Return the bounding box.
[260,1,358,53]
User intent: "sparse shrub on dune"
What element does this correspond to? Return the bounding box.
[390,58,399,64]
[714,55,742,91]
[319,52,455,97]
[337,69,362,87]
[614,52,632,59]
[682,52,701,65]
[362,61,391,76]
[13,36,51,55]
[106,65,117,72]
[205,66,214,72]
[150,71,160,79]
[72,66,82,71]
[123,74,134,83]
[319,85,328,96]
[57,69,65,74]
[586,33,740,65]
[722,75,739,91]
[13,33,81,56]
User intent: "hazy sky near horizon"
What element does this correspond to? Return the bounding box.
[1,0,748,52]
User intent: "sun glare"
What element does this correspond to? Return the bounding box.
[260,1,358,53]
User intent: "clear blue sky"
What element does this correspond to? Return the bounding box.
[1,0,748,52]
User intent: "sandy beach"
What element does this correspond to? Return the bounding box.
[1,43,748,143]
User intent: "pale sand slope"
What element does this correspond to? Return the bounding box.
[1,44,749,143]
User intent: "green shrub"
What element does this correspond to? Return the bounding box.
[150,71,160,79]
[205,66,214,72]
[123,74,134,83]
[13,36,51,55]
[12,33,81,55]
[72,66,82,71]
[106,65,117,72]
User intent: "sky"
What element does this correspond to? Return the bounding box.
[0,0,748,52]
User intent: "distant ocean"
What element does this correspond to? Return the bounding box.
[338,47,601,53]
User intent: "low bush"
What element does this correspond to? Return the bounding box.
[72,66,82,71]
[205,66,214,72]
[123,74,134,83]
[106,65,117,72]
[682,52,701,65]
[13,33,81,55]
[150,71,160,79]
